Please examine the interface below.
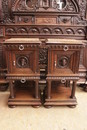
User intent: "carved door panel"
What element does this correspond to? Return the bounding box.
[6,50,38,74]
[48,49,80,74]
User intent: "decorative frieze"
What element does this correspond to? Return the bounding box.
[5,26,86,37]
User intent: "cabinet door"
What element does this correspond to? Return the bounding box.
[48,49,80,74]
[7,50,39,74]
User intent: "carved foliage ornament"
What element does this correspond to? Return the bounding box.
[0,0,87,25]
[1,0,14,23]
[12,0,79,12]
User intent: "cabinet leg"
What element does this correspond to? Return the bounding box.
[10,81,15,99]
[66,81,70,87]
[47,81,51,99]
[35,81,39,99]
[84,85,87,92]
[70,81,76,99]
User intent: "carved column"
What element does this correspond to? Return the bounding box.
[71,81,76,99]
[47,81,51,99]
[35,80,39,99]
[10,81,15,99]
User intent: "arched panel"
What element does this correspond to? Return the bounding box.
[11,0,80,13]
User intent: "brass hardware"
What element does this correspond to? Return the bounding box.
[54,61,57,67]
[61,78,66,83]
[63,45,69,51]
[19,45,24,51]
[21,78,26,83]
[13,61,16,66]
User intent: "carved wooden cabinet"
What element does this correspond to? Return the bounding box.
[0,0,87,107]
[3,38,41,107]
[44,39,84,107]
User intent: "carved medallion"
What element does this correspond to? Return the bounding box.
[57,56,69,68]
[16,55,29,68]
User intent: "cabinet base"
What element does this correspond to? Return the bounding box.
[44,86,77,108]
[8,84,42,107]
[8,97,41,107]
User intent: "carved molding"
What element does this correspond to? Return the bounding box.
[6,76,40,80]
[4,44,39,49]
[46,76,79,80]
[39,49,48,64]
[5,26,86,36]
[1,0,14,23]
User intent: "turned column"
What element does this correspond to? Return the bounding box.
[10,80,15,99]
[47,80,51,99]
[35,80,39,99]
[71,81,76,99]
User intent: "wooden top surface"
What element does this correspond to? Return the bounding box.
[46,39,86,45]
[3,38,41,44]
[3,38,86,45]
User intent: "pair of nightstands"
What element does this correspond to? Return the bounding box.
[3,38,84,108]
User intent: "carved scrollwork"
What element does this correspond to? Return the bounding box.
[79,0,86,20]
[11,0,79,13]
[17,16,33,23]
[39,49,48,64]
[2,0,14,23]
[25,0,39,10]
[0,28,3,36]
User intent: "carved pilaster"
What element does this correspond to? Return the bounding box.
[39,49,48,65]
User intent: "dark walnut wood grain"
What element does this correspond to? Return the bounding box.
[0,0,87,107]
[3,38,41,107]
